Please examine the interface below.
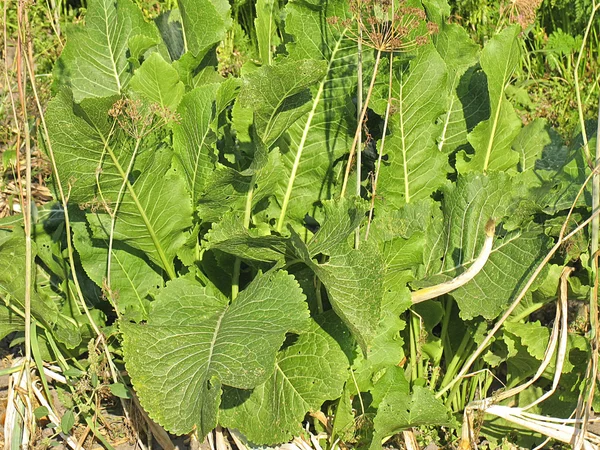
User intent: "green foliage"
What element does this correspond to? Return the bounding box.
[3,0,598,447]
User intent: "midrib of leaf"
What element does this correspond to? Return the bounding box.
[483,45,517,173]
[275,363,307,408]
[203,307,227,385]
[265,1,274,66]
[437,78,457,152]
[111,251,149,316]
[191,129,212,205]
[399,80,410,203]
[102,4,122,93]
[94,127,176,279]
[276,30,347,232]
[432,226,521,277]
[263,79,309,141]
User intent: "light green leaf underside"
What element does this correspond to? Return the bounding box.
[55,0,159,101]
[220,315,350,444]
[122,271,309,438]
[457,25,522,173]
[374,45,450,208]
[130,52,184,110]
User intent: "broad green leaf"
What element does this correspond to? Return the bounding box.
[54,0,159,101]
[45,91,123,204]
[238,59,327,147]
[504,321,588,374]
[435,23,481,154]
[122,271,309,437]
[204,212,288,263]
[197,147,284,223]
[353,313,408,393]
[173,84,220,204]
[72,221,161,322]
[279,0,356,226]
[178,0,231,56]
[254,0,280,65]
[46,91,192,275]
[0,305,24,341]
[130,53,184,110]
[513,119,552,172]
[457,26,522,173]
[220,314,350,444]
[417,173,551,320]
[307,197,368,257]
[532,128,590,214]
[371,386,451,448]
[87,147,192,273]
[0,228,58,328]
[373,45,450,208]
[292,231,383,353]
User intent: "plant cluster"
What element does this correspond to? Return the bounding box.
[1,0,599,448]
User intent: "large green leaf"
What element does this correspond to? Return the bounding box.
[220,314,351,444]
[457,26,522,173]
[72,221,161,322]
[46,91,123,204]
[46,91,192,275]
[371,386,451,448]
[416,173,551,319]
[435,23,482,154]
[172,84,220,204]
[278,0,356,226]
[129,53,185,110]
[0,228,58,328]
[289,200,383,352]
[238,59,327,148]
[178,0,231,56]
[55,0,159,101]
[122,271,309,437]
[373,45,450,209]
[87,147,192,273]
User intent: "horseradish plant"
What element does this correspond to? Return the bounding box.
[1,0,597,446]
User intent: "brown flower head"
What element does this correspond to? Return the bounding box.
[331,0,439,52]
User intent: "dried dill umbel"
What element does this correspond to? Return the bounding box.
[108,98,180,139]
[328,0,438,53]
[501,0,543,30]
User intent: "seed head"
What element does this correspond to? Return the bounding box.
[329,0,439,53]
